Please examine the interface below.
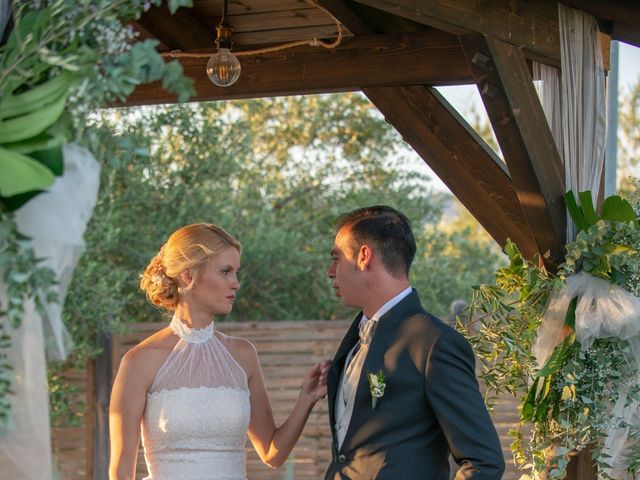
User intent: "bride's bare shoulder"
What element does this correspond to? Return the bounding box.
[119,326,176,370]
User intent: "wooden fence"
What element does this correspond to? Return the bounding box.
[51,319,524,479]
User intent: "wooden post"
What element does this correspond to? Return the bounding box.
[86,330,112,480]
[566,446,597,480]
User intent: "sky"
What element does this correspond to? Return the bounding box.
[423,41,640,193]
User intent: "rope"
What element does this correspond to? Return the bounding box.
[160,0,344,59]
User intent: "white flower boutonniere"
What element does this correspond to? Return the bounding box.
[368,370,386,409]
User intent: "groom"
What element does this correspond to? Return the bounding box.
[325,206,504,480]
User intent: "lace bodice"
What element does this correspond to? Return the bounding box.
[141,315,251,480]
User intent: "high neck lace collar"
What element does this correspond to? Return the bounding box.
[170,314,215,344]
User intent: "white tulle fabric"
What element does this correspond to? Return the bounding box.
[141,315,251,480]
[533,272,640,478]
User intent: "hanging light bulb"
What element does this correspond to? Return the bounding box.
[207,46,241,87]
[206,0,241,87]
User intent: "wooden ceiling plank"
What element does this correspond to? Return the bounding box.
[196,0,313,16]
[459,34,566,264]
[123,31,473,105]
[363,85,538,258]
[201,8,338,33]
[353,0,561,64]
[135,3,213,50]
[232,24,342,46]
[317,0,374,36]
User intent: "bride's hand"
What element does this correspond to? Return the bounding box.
[301,360,330,403]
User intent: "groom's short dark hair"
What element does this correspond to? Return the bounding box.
[336,205,416,278]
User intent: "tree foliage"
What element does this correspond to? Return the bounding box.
[60,94,502,366]
[619,79,640,193]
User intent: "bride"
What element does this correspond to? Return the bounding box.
[108,223,329,480]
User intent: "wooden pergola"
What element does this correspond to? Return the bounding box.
[117,1,640,478]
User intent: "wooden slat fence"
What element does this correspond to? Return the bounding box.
[51,320,524,479]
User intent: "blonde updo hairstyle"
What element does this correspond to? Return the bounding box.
[140,223,241,311]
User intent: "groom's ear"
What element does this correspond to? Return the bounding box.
[357,244,373,271]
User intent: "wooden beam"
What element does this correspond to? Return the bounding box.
[460,34,566,265]
[123,30,473,106]
[88,330,113,480]
[560,0,640,48]
[353,0,562,64]
[134,3,213,50]
[364,85,538,258]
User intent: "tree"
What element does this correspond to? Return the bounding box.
[619,79,640,194]
[51,93,503,422]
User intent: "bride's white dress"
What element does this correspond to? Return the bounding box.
[141,315,251,479]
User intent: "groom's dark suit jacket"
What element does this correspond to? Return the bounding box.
[325,290,505,480]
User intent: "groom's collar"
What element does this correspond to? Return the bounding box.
[361,286,412,326]
[370,289,423,337]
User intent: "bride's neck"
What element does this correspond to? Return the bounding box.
[173,304,213,329]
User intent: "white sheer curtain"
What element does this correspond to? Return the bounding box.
[533,63,563,159]
[0,144,101,479]
[534,4,607,242]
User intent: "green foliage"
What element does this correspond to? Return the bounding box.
[414,222,501,319]
[56,94,503,373]
[466,186,640,479]
[466,240,555,403]
[564,190,638,287]
[0,0,195,211]
[48,368,84,427]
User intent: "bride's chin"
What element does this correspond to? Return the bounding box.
[212,305,233,316]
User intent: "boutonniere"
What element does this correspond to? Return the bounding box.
[368,370,386,409]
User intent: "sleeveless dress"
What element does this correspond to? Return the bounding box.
[141,315,251,479]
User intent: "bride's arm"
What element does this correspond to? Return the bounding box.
[108,349,149,480]
[241,340,329,468]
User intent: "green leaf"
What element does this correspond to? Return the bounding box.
[564,296,577,330]
[4,8,51,56]
[0,145,55,196]
[610,267,626,286]
[1,130,66,155]
[600,195,638,225]
[565,191,589,232]
[536,334,575,378]
[534,375,554,422]
[578,191,598,226]
[29,145,64,177]
[1,191,44,212]
[521,377,539,421]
